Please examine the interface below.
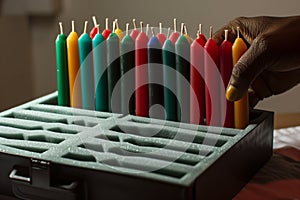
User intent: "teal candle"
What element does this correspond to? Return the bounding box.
[55,23,70,106]
[175,34,190,123]
[93,32,108,111]
[107,32,121,113]
[162,39,178,121]
[78,21,95,110]
[120,29,135,115]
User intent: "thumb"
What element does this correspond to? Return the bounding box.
[226,35,270,101]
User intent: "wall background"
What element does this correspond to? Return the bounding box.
[0,0,299,114]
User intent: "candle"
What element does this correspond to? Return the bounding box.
[219,30,234,128]
[148,27,164,119]
[67,21,81,108]
[107,21,121,113]
[204,26,221,126]
[130,18,140,40]
[231,27,249,129]
[135,22,149,117]
[163,28,178,121]
[78,21,95,110]
[157,22,166,46]
[169,18,180,44]
[93,26,108,111]
[56,22,70,106]
[102,18,111,39]
[190,26,206,125]
[89,16,99,39]
[184,24,193,44]
[120,23,135,115]
[175,23,190,123]
[114,19,124,41]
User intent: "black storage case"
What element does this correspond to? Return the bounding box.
[0,92,273,200]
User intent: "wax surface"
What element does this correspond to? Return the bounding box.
[115,28,124,41]
[232,38,249,129]
[163,39,178,121]
[56,34,70,107]
[148,36,164,119]
[130,29,140,41]
[90,27,99,39]
[204,38,221,126]
[93,33,108,111]
[157,33,166,46]
[190,37,206,125]
[175,35,190,123]
[102,29,111,40]
[107,33,121,113]
[121,35,135,115]
[219,39,234,128]
[67,31,81,108]
[169,31,180,45]
[78,33,95,110]
[135,32,149,117]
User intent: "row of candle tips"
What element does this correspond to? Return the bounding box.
[58,17,238,42]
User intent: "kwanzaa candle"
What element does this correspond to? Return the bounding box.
[190,25,206,125]
[78,21,95,110]
[204,26,221,126]
[148,27,164,119]
[219,29,234,128]
[175,23,190,123]
[231,27,249,129]
[120,23,135,115]
[102,18,111,39]
[169,18,180,45]
[135,22,149,117]
[67,20,81,108]
[130,19,140,41]
[114,19,124,41]
[107,23,121,113]
[56,22,70,106]
[163,29,178,121]
[93,26,108,111]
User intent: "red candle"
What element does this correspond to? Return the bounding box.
[89,16,99,39]
[135,22,149,117]
[219,30,234,128]
[157,22,166,46]
[169,18,180,44]
[190,25,207,125]
[204,26,221,126]
[130,19,140,41]
[102,18,111,39]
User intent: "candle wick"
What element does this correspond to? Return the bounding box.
[237,26,240,38]
[106,18,109,30]
[133,18,137,30]
[146,24,149,36]
[180,23,184,36]
[197,30,200,39]
[184,24,188,35]
[199,24,202,34]
[115,19,119,29]
[159,22,162,34]
[71,20,75,32]
[84,21,88,34]
[96,24,100,33]
[151,27,155,37]
[59,22,63,34]
[140,21,143,32]
[174,18,177,32]
[126,23,129,36]
[92,16,98,27]
[224,29,228,41]
[210,26,213,39]
[112,21,116,33]
[167,27,171,38]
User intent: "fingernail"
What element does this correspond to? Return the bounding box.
[226,85,238,101]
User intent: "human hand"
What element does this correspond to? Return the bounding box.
[213,16,300,107]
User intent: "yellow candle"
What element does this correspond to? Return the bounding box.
[114,19,124,41]
[232,27,249,129]
[67,21,81,108]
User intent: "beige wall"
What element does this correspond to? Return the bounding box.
[1,0,300,113]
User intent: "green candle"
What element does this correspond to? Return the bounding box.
[78,21,94,110]
[55,22,70,106]
[107,31,121,113]
[93,29,108,112]
[120,23,135,115]
[163,38,178,121]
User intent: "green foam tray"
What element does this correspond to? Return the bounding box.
[0,92,274,200]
